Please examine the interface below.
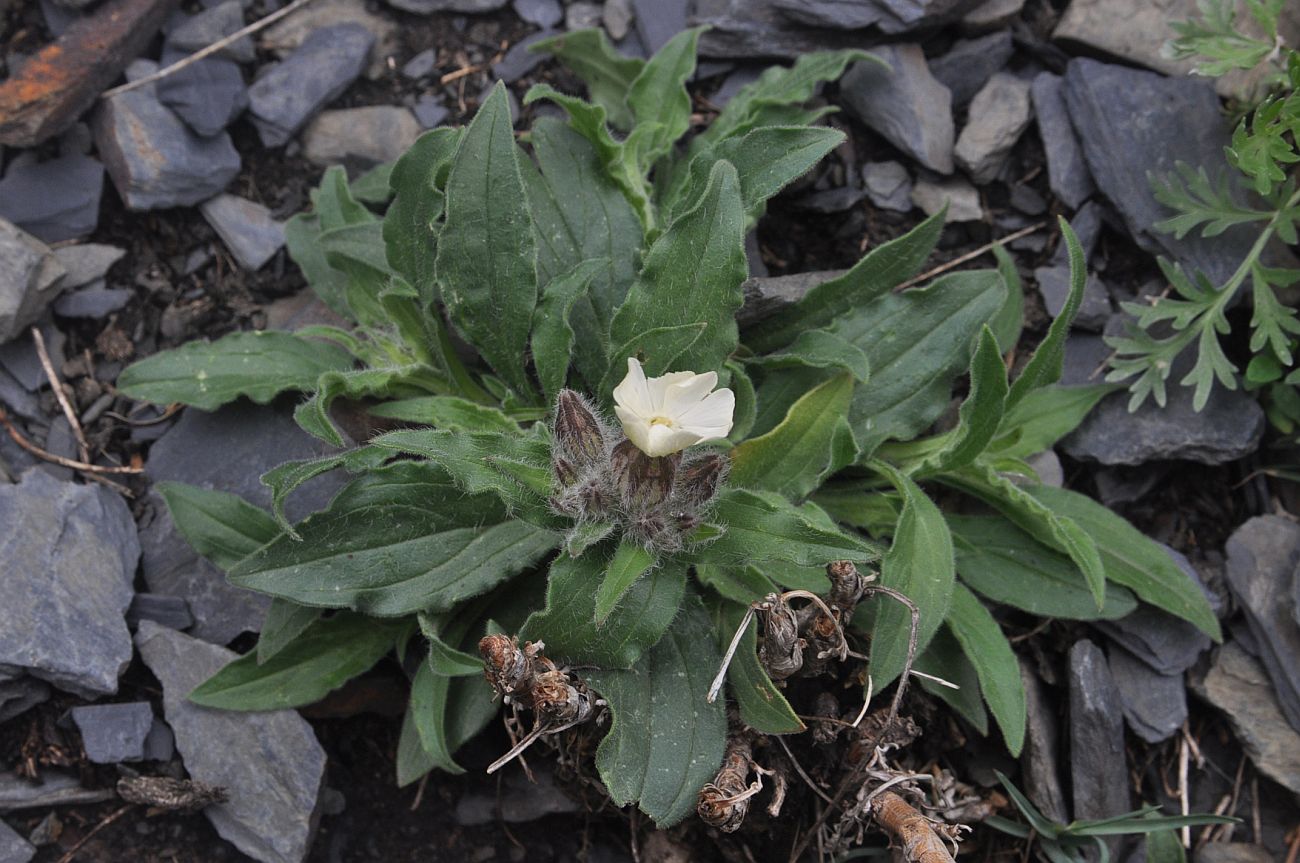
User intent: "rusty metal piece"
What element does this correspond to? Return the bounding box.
[0,0,179,147]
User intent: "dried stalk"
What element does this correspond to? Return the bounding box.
[31,326,89,462]
[870,792,957,863]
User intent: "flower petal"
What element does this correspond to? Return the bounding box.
[661,371,718,417]
[645,371,697,413]
[615,405,654,454]
[677,387,735,439]
[612,357,653,417]
[643,424,702,457]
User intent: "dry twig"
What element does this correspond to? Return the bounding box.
[870,792,958,863]
[53,804,132,863]
[31,326,89,462]
[894,221,1047,292]
[0,408,142,476]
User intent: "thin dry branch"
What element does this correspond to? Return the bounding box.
[0,408,142,476]
[871,792,957,863]
[31,326,90,462]
[894,221,1047,292]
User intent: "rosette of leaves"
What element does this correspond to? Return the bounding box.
[121,32,1221,829]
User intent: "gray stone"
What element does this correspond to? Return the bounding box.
[1030,72,1094,209]
[954,72,1032,184]
[301,106,422,170]
[0,470,138,697]
[0,772,115,812]
[1093,463,1170,507]
[51,244,125,290]
[793,186,865,214]
[1020,657,1067,823]
[0,152,104,243]
[69,702,155,763]
[141,402,346,644]
[455,766,581,825]
[842,45,954,174]
[738,270,842,328]
[156,56,249,137]
[260,0,397,81]
[39,0,78,37]
[1026,449,1063,487]
[53,286,132,319]
[143,718,176,761]
[413,95,450,129]
[136,622,326,863]
[127,594,195,631]
[93,85,241,211]
[1053,200,1104,267]
[861,160,913,212]
[911,175,982,222]
[709,67,762,109]
[0,318,65,392]
[400,48,437,79]
[629,0,687,53]
[1063,58,1255,286]
[0,368,40,423]
[961,0,1022,29]
[1068,639,1131,833]
[1034,266,1110,331]
[513,0,561,27]
[1195,641,1300,795]
[565,1,602,30]
[694,0,880,58]
[604,0,633,39]
[167,0,254,63]
[1195,845,1274,863]
[1106,645,1186,743]
[0,678,51,723]
[39,417,77,482]
[1095,602,1211,677]
[1009,184,1047,217]
[0,220,66,343]
[0,819,34,863]
[492,30,553,82]
[199,195,285,272]
[1224,516,1300,732]
[772,0,981,32]
[1053,0,1197,77]
[930,29,1013,108]
[248,24,374,148]
[384,0,506,12]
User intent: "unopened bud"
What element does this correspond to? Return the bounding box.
[554,390,606,465]
[675,453,728,507]
[552,456,579,487]
[673,511,701,534]
[611,438,679,512]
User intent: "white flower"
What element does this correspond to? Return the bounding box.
[612,358,735,457]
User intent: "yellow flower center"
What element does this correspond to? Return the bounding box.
[649,416,676,428]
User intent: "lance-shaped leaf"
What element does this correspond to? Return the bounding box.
[914,628,988,736]
[594,541,657,624]
[229,462,558,616]
[284,166,375,318]
[367,396,520,433]
[989,245,1024,352]
[189,613,404,710]
[625,27,703,171]
[610,160,745,378]
[532,259,608,401]
[863,460,954,689]
[436,82,538,397]
[711,601,804,734]
[257,600,321,665]
[383,127,463,304]
[294,365,430,447]
[587,594,728,826]
[418,612,487,677]
[260,445,389,535]
[920,326,1008,473]
[725,359,757,441]
[746,329,870,383]
[402,653,498,779]
[700,488,880,567]
[117,331,354,411]
[522,550,686,669]
[989,383,1116,459]
[946,584,1026,756]
[729,372,857,499]
[528,28,645,130]
[157,482,279,571]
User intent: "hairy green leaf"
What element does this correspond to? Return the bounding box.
[946,584,1026,755]
[746,329,870,383]
[157,482,279,571]
[914,628,988,736]
[257,600,322,665]
[990,384,1115,459]
[921,326,1008,472]
[712,601,804,734]
[259,446,390,535]
[529,29,645,130]
[625,27,703,171]
[595,541,657,624]
[1006,219,1087,411]
[532,259,607,401]
[366,396,521,433]
[384,127,463,304]
[702,488,879,567]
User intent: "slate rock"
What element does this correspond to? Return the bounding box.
[143,718,176,762]
[961,0,1023,29]
[1053,200,1104,266]
[1195,641,1300,795]
[738,270,842,328]
[794,186,865,214]
[156,56,249,137]
[1223,516,1300,732]
[565,1,602,30]
[1093,463,1170,508]
[911,175,982,222]
[1034,266,1110,331]
[401,48,437,79]
[167,0,254,63]
[954,72,1031,184]
[1106,644,1186,743]
[0,678,51,723]
[383,0,506,12]
[301,106,422,170]
[861,160,913,212]
[1094,603,1211,678]
[1195,844,1274,863]
[199,194,285,272]
[694,0,878,58]
[0,470,138,697]
[1020,657,1068,823]
[136,621,326,863]
[0,152,104,243]
[68,702,154,764]
[140,402,346,644]
[93,83,242,211]
[51,244,125,290]
[1031,72,1094,209]
[247,24,374,148]
[1068,639,1131,830]
[629,0,686,54]
[0,310,64,391]
[1026,449,1063,487]
[455,766,581,825]
[127,594,195,631]
[0,368,40,423]
[0,772,115,812]
[40,417,77,482]
[492,30,553,82]
[929,29,1013,108]
[842,45,954,173]
[0,220,66,343]
[604,0,633,40]
[413,95,450,129]
[53,286,132,319]
[0,819,34,863]
[39,0,78,37]
[1063,58,1254,285]
[1053,0,1196,77]
[513,0,561,28]
[773,0,981,32]
[261,0,397,80]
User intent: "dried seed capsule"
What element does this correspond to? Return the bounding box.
[480,634,539,701]
[553,390,607,465]
[675,452,728,507]
[827,560,869,614]
[117,776,229,812]
[697,738,754,832]
[811,691,841,745]
[610,438,679,512]
[758,594,804,681]
[532,668,595,725]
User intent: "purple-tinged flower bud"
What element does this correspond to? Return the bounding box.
[553,456,579,488]
[553,390,606,466]
[610,438,679,512]
[675,452,728,507]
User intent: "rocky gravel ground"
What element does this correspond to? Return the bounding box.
[1,0,1300,861]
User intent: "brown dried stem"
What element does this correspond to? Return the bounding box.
[31,325,89,462]
[870,791,957,863]
[0,407,142,476]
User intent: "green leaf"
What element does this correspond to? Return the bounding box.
[384,127,462,304]
[946,584,1026,755]
[746,329,870,383]
[349,161,393,203]
[522,551,686,669]
[947,515,1138,620]
[529,29,646,130]
[189,612,402,710]
[405,657,466,776]
[256,600,321,665]
[230,462,558,616]
[744,208,944,353]
[1028,486,1223,640]
[259,445,389,535]
[729,372,857,499]
[117,331,354,411]
[989,245,1024,353]
[599,323,709,396]
[156,482,279,571]
[922,326,1008,472]
[293,364,430,447]
[863,461,955,689]
[914,627,988,736]
[595,541,657,624]
[284,166,375,319]
[625,27,702,171]
[608,160,747,377]
[366,396,521,433]
[531,259,607,401]
[436,82,538,397]
[587,594,727,826]
[701,488,879,568]
[837,269,1008,456]
[725,359,757,442]
[695,564,779,605]
[712,601,804,734]
[418,612,487,677]
[565,520,617,557]
[990,384,1115,459]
